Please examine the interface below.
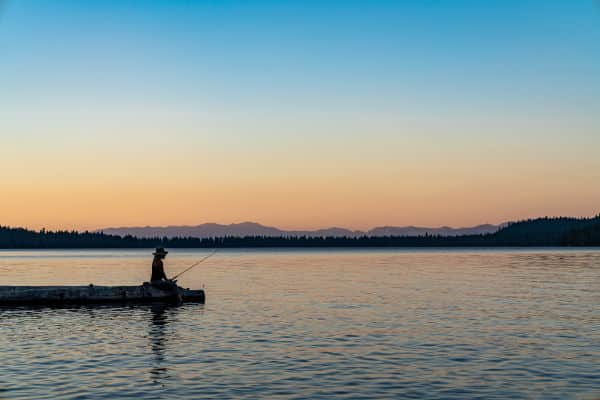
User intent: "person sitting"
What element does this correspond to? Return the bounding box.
[151,247,169,282]
[150,248,180,301]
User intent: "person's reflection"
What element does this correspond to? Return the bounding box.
[149,303,175,385]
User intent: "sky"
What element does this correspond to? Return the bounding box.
[1,0,599,231]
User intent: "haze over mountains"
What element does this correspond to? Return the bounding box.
[3,216,599,248]
[98,222,501,239]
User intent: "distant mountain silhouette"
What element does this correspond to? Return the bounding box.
[1,215,599,248]
[97,222,500,238]
[367,224,502,237]
[99,222,285,239]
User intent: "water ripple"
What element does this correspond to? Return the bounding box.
[0,249,599,399]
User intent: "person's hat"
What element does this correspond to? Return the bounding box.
[153,247,168,256]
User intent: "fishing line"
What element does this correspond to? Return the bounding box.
[172,249,218,280]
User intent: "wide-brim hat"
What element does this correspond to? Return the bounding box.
[153,247,168,256]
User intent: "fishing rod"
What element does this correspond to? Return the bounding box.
[171,249,218,280]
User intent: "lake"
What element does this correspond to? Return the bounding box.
[1,248,599,399]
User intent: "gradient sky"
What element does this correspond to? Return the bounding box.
[1,0,599,231]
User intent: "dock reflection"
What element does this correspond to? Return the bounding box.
[0,301,205,388]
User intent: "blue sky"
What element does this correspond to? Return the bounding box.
[1,1,599,229]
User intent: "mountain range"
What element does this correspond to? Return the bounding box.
[98,222,502,239]
[3,216,599,248]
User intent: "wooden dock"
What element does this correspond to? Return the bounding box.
[0,283,205,305]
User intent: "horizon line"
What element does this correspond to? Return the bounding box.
[5,213,599,234]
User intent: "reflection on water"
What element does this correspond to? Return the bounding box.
[149,304,172,385]
[0,249,599,399]
[0,302,205,399]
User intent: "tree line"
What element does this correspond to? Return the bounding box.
[0,215,599,248]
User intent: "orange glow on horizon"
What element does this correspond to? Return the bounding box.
[3,169,599,231]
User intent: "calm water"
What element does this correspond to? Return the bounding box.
[0,249,599,399]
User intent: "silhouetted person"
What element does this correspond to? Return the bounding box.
[151,247,169,282]
[150,248,181,302]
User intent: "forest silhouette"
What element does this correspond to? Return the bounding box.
[0,216,599,248]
